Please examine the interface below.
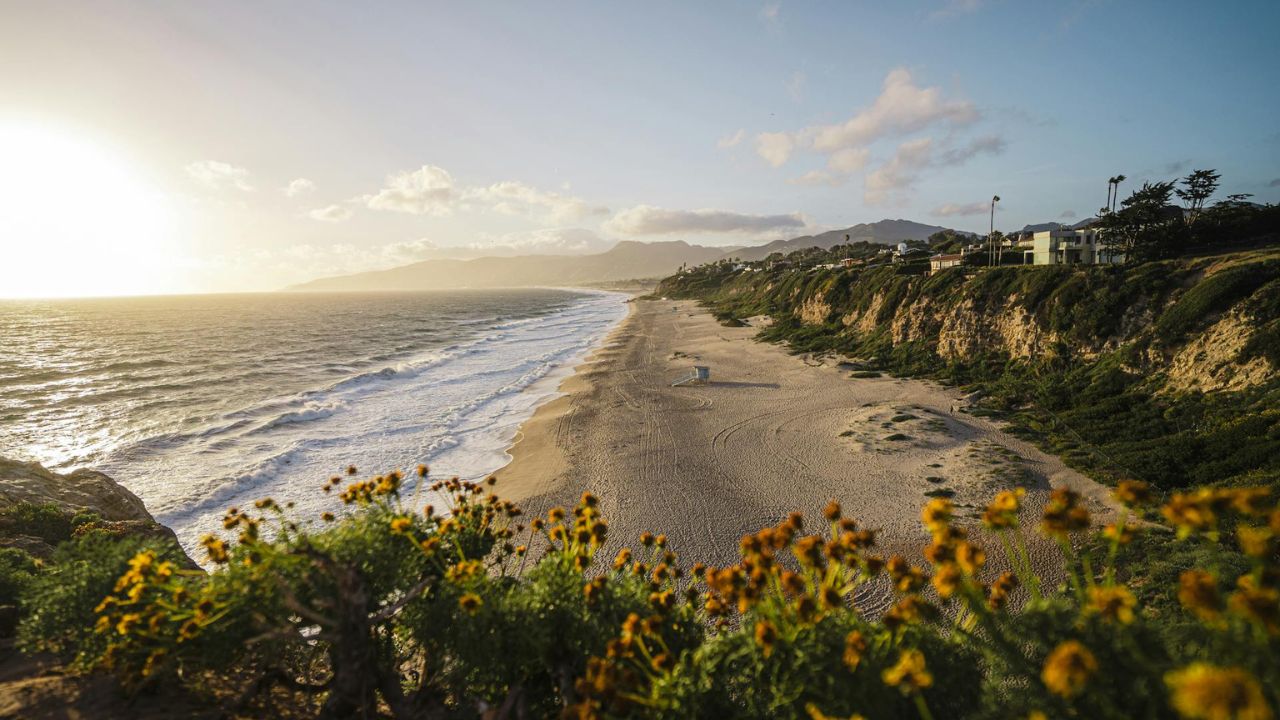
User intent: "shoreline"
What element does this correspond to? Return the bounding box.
[494,295,641,501]
[496,298,1118,607]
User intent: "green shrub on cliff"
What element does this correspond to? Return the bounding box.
[16,529,182,660]
[13,467,1280,719]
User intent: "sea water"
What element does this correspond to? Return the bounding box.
[0,288,628,550]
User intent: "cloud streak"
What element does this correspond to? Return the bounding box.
[604,205,805,236]
[864,134,1005,204]
[283,178,315,197]
[308,204,353,222]
[186,160,254,192]
[363,165,458,216]
[463,181,608,223]
[931,200,992,217]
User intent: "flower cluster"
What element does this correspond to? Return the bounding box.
[91,550,216,682]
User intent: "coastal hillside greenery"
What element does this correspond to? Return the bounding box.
[656,247,1280,494]
[8,469,1280,719]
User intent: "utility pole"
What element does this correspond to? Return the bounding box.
[989,195,1000,266]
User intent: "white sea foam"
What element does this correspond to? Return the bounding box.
[119,289,630,553]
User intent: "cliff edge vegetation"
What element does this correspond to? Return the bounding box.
[657,246,1280,494]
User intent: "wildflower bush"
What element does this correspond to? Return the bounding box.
[16,466,1280,719]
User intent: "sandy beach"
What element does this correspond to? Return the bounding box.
[498,298,1116,611]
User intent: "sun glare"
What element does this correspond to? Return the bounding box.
[0,122,178,298]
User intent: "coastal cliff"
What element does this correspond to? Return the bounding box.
[657,248,1280,489]
[0,457,156,524]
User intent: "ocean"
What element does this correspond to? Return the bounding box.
[0,288,628,549]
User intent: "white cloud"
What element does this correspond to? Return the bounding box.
[463,181,608,223]
[787,170,845,187]
[604,205,805,236]
[360,165,605,223]
[185,160,253,192]
[717,129,748,149]
[474,228,612,255]
[864,134,1004,205]
[308,204,353,222]
[805,68,977,154]
[363,165,458,215]
[828,147,870,174]
[755,132,795,167]
[751,68,982,189]
[931,200,992,217]
[865,137,936,205]
[283,178,315,197]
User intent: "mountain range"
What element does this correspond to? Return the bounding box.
[287,219,959,292]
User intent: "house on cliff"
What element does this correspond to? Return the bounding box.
[1024,228,1123,265]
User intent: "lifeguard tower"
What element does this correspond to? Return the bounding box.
[671,365,710,386]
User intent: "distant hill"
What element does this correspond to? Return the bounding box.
[723,219,960,262]
[287,240,726,292]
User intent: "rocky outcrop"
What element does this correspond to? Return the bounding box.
[0,457,192,566]
[1163,310,1275,393]
[0,457,154,523]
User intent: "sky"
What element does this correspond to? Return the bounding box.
[2,0,1279,297]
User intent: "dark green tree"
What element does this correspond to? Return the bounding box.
[1175,169,1221,223]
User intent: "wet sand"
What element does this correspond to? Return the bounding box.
[497,299,1115,612]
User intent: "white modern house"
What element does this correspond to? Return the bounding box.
[1024,229,1124,266]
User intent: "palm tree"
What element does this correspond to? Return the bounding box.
[989,195,1000,266]
[1111,174,1127,213]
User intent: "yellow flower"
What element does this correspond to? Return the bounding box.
[754,620,778,657]
[882,649,932,693]
[884,595,931,630]
[458,592,483,615]
[987,571,1018,611]
[390,516,412,534]
[1163,492,1217,539]
[446,560,482,584]
[1179,570,1223,624]
[842,630,867,670]
[1236,525,1274,558]
[921,498,954,535]
[201,535,229,564]
[115,612,142,636]
[823,499,842,522]
[982,488,1025,529]
[420,537,440,556]
[932,563,962,599]
[1228,576,1280,636]
[1113,479,1153,508]
[1230,487,1272,518]
[1087,586,1138,624]
[1041,488,1090,539]
[887,556,925,594]
[955,541,986,575]
[1165,663,1273,720]
[1041,640,1097,698]
[1103,521,1137,545]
